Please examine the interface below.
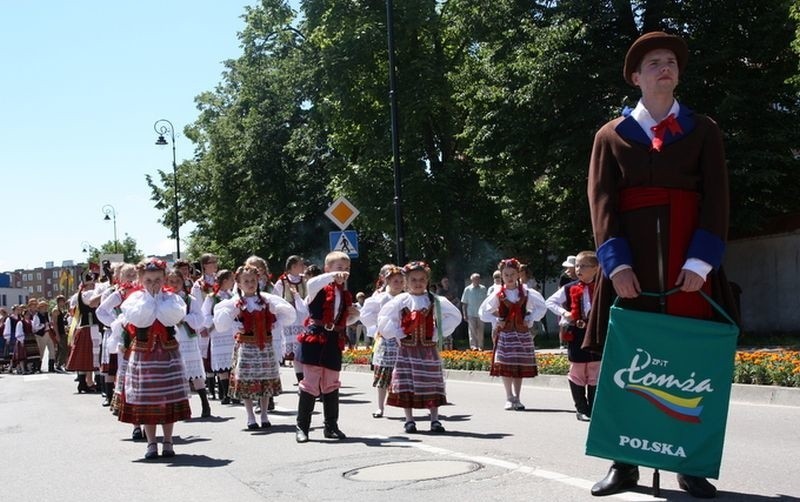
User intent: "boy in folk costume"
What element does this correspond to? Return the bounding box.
[545,251,602,422]
[479,258,547,411]
[272,255,309,383]
[360,264,404,418]
[377,262,461,433]
[585,32,737,499]
[295,251,360,443]
[166,270,212,418]
[117,258,190,459]
[202,270,236,404]
[214,265,297,430]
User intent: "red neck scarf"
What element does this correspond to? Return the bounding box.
[650,113,683,152]
[322,282,352,329]
[569,281,595,321]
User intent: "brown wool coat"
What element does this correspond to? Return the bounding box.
[583,108,739,352]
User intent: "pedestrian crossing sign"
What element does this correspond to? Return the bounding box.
[329,231,359,258]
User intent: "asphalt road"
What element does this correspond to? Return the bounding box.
[1,367,798,501]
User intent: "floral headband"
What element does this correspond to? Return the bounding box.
[143,258,167,272]
[402,261,431,276]
[498,258,521,270]
[382,265,403,278]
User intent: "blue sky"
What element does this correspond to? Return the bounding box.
[0,1,275,271]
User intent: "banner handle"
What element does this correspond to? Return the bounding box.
[613,288,737,327]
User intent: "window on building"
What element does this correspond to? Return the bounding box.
[36,272,42,280]
[46,278,52,285]
[36,285,43,293]
[53,270,59,278]
[1,294,6,306]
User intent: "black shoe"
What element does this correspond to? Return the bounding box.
[404,421,417,433]
[295,426,309,443]
[161,442,175,458]
[323,424,346,439]
[144,443,159,460]
[430,420,445,433]
[267,396,275,411]
[591,463,639,496]
[131,427,144,441]
[677,474,717,499]
[260,420,271,429]
[247,422,259,430]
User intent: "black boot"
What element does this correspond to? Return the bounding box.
[101,382,114,406]
[322,390,346,439]
[677,474,717,498]
[48,359,55,373]
[77,379,89,394]
[569,381,591,421]
[219,379,230,405]
[591,463,639,496]
[296,391,316,443]
[206,376,217,400]
[198,388,211,417]
[587,385,597,417]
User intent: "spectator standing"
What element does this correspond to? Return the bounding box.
[460,273,487,350]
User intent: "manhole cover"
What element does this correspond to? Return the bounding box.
[344,460,482,482]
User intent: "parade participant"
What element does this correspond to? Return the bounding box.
[214,265,296,430]
[51,296,69,372]
[585,31,737,499]
[377,261,461,433]
[18,301,40,373]
[174,259,195,294]
[202,270,235,404]
[461,273,487,350]
[67,273,102,392]
[117,258,190,460]
[0,307,9,372]
[272,255,309,384]
[8,305,29,374]
[31,300,56,372]
[545,251,602,421]
[245,255,274,294]
[360,264,404,419]
[479,258,547,411]
[295,251,360,443]
[166,270,211,418]
[192,253,219,399]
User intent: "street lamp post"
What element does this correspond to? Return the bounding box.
[102,204,118,253]
[385,0,406,265]
[153,119,180,259]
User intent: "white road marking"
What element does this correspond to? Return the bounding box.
[363,435,663,501]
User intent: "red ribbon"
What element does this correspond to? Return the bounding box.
[650,113,683,152]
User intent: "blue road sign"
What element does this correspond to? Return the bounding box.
[329,230,359,258]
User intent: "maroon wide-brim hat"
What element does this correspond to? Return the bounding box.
[623,31,688,86]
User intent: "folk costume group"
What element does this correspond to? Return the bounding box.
[27,29,735,500]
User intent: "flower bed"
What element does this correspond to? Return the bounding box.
[342,348,800,387]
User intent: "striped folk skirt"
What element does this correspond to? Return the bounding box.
[210,329,235,372]
[176,326,206,381]
[387,344,446,409]
[117,339,191,425]
[66,326,98,372]
[229,341,282,399]
[490,329,538,378]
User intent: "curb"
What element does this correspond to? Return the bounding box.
[341,364,800,408]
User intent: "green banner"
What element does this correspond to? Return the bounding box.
[586,302,738,478]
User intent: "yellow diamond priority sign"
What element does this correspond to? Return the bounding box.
[324,196,360,230]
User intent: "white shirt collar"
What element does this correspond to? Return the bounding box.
[630,99,680,140]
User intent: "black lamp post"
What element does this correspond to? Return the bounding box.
[80,241,95,254]
[385,0,405,265]
[153,119,180,259]
[102,204,118,253]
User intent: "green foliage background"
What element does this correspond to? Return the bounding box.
[147,0,800,292]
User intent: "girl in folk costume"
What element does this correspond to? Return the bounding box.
[192,253,219,398]
[545,251,602,422]
[246,255,274,294]
[376,261,461,433]
[9,305,31,374]
[479,258,547,411]
[202,270,236,404]
[97,264,145,440]
[166,270,212,418]
[117,258,190,460]
[272,255,308,383]
[295,251,360,443]
[96,263,138,406]
[67,272,103,392]
[213,265,296,430]
[360,264,404,418]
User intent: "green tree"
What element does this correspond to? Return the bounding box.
[87,235,145,265]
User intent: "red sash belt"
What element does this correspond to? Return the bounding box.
[619,187,712,319]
